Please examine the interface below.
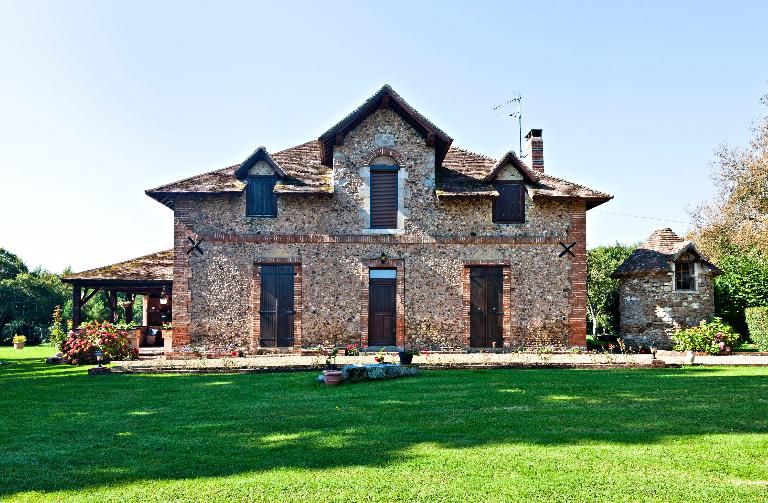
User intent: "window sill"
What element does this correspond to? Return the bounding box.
[246,215,277,219]
[363,228,405,235]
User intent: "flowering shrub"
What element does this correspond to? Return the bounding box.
[61,321,138,364]
[345,344,360,356]
[672,317,740,354]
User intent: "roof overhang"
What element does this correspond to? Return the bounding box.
[318,85,453,169]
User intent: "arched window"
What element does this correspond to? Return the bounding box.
[369,156,398,229]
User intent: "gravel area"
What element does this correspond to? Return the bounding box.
[113,351,768,372]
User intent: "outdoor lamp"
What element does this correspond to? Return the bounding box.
[380,251,388,264]
[160,286,169,305]
[650,344,658,360]
[95,350,104,367]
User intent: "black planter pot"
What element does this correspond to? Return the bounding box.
[398,352,413,365]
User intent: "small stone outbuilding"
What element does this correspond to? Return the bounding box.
[612,228,721,348]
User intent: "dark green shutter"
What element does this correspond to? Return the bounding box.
[246,177,277,217]
[493,182,525,223]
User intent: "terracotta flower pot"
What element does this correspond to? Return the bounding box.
[323,370,343,386]
[13,342,24,350]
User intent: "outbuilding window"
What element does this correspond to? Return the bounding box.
[493,182,525,223]
[246,176,277,217]
[675,254,696,290]
[369,165,398,229]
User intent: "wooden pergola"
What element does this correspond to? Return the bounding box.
[61,250,173,327]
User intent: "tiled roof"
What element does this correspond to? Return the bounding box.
[612,229,721,278]
[146,141,611,208]
[62,250,174,283]
[437,147,612,208]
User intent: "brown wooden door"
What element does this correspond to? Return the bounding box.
[369,277,396,346]
[259,265,295,347]
[469,267,504,348]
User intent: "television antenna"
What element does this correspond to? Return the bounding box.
[493,92,523,156]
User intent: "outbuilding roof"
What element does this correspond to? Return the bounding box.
[62,250,174,283]
[611,228,721,278]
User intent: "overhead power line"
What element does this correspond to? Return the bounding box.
[592,210,692,225]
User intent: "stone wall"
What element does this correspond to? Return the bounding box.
[182,239,574,350]
[171,108,585,351]
[618,270,716,348]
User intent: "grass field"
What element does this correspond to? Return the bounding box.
[1,346,767,502]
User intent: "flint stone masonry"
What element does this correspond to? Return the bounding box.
[171,103,595,352]
[618,272,715,349]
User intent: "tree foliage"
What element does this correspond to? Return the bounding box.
[686,91,768,337]
[0,248,28,281]
[713,249,768,336]
[689,93,768,261]
[587,243,635,336]
[0,267,70,344]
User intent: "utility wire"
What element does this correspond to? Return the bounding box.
[592,209,692,225]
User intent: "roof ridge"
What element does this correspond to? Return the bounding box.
[448,145,497,162]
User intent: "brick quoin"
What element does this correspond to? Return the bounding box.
[171,199,195,350]
[567,200,588,347]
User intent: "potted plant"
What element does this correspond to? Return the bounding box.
[374,347,387,364]
[344,343,360,356]
[398,347,420,365]
[322,348,343,385]
[12,335,26,350]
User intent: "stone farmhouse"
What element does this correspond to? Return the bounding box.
[64,85,614,354]
[612,228,721,348]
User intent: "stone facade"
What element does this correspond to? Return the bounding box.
[618,270,715,348]
[158,87,610,352]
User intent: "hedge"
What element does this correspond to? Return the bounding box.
[745,307,768,351]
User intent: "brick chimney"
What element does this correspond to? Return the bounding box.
[524,129,544,173]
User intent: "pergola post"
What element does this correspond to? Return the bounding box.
[72,284,82,328]
[123,294,135,325]
[106,290,118,323]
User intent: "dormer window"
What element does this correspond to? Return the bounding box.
[246,176,277,217]
[493,181,525,223]
[369,159,399,229]
[675,253,696,290]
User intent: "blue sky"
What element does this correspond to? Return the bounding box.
[1,0,766,272]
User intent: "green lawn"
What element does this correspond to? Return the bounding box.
[1,346,767,502]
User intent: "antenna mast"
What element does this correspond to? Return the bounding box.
[493,92,523,155]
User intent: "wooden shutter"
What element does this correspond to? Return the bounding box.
[493,182,525,223]
[370,168,398,229]
[246,177,277,217]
